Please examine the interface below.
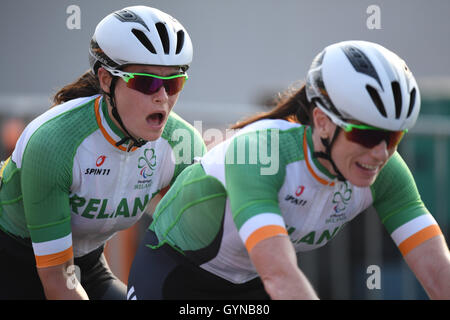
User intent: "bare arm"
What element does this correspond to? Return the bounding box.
[145,185,169,218]
[249,235,319,300]
[37,258,89,300]
[404,234,450,299]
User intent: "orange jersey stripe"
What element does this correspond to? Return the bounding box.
[94,97,137,152]
[35,246,74,268]
[245,225,288,252]
[303,128,335,187]
[398,224,442,256]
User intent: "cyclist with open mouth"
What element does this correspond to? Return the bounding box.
[0,6,206,300]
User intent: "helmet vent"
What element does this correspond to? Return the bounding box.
[155,22,170,54]
[132,29,156,54]
[176,30,185,54]
[114,10,150,32]
[391,81,402,119]
[342,45,383,89]
[407,88,416,118]
[366,85,387,118]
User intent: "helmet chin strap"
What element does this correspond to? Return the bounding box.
[106,77,147,151]
[312,127,347,182]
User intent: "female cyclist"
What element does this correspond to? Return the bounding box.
[127,40,450,300]
[0,6,205,300]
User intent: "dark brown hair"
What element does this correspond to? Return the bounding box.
[52,70,102,107]
[231,83,315,130]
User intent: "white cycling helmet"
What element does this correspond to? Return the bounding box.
[89,6,193,74]
[88,6,193,149]
[306,40,420,131]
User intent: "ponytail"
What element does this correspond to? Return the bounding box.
[52,70,101,107]
[231,83,315,130]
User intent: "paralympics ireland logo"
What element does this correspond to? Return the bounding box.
[135,148,156,190]
[325,181,352,224]
[138,148,157,178]
[332,181,352,213]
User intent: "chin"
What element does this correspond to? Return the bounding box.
[130,127,162,143]
[347,174,378,188]
[143,131,164,142]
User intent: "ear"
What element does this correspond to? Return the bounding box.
[97,67,112,94]
[312,107,335,139]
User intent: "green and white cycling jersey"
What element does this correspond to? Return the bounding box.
[0,95,206,268]
[150,119,442,284]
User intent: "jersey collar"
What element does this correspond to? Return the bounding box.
[94,96,138,152]
[303,126,336,186]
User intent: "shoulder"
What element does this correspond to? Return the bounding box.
[15,96,99,170]
[232,119,304,147]
[159,112,206,183]
[238,118,302,134]
[160,111,206,154]
[226,120,307,169]
[371,151,417,200]
[26,96,98,147]
[370,151,427,225]
[161,112,202,141]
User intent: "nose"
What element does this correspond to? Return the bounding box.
[370,140,389,161]
[152,85,169,104]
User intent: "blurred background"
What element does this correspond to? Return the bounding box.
[1,0,449,299]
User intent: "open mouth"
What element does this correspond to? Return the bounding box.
[146,112,165,127]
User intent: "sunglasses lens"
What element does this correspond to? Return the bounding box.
[127,76,161,95]
[345,128,405,149]
[126,75,186,96]
[388,131,406,148]
[164,77,186,95]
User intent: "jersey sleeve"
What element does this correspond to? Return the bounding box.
[371,151,443,256]
[225,129,288,252]
[21,127,74,268]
